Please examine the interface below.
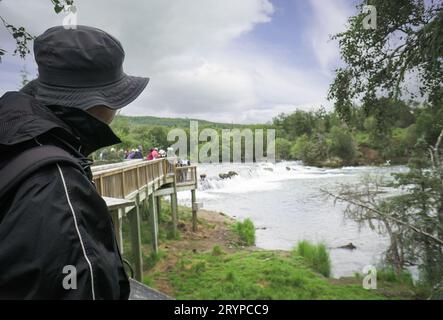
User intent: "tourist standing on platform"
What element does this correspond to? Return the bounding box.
[0,26,149,299]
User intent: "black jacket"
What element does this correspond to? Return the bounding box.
[0,92,129,299]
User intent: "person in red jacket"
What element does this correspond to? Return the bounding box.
[146,148,159,161]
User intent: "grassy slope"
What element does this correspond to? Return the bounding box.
[167,250,392,300]
[116,115,248,128]
[122,203,417,300]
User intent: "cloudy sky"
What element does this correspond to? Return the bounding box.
[0,0,358,123]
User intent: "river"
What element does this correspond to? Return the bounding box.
[178,161,409,278]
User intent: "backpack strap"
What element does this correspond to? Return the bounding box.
[0,145,84,201]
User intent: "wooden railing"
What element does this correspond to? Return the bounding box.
[175,165,198,186]
[91,158,199,284]
[92,158,182,199]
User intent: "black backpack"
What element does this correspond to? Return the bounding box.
[0,145,84,202]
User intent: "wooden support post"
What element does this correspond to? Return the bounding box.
[104,196,134,255]
[121,170,126,198]
[156,196,162,217]
[172,166,179,237]
[129,194,143,281]
[149,193,159,254]
[170,193,178,238]
[99,176,104,196]
[111,209,124,254]
[142,186,150,221]
[136,166,140,190]
[191,189,197,232]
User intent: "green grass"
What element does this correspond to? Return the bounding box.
[231,218,256,246]
[212,245,224,256]
[353,268,414,286]
[167,250,402,300]
[121,203,417,299]
[354,131,370,145]
[377,269,414,285]
[293,240,331,277]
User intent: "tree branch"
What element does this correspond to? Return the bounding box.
[323,189,443,246]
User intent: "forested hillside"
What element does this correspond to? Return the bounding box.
[106,97,437,167]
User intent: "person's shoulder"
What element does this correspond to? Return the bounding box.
[0,91,34,103]
[0,92,31,112]
[0,91,47,125]
[21,162,89,189]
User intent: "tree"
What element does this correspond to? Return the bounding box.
[415,88,443,144]
[325,129,443,297]
[328,0,442,123]
[148,126,169,150]
[290,134,328,166]
[273,110,316,140]
[0,0,74,62]
[275,137,292,160]
[326,0,443,297]
[328,126,357,165]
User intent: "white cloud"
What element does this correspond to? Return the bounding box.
[0,0,342,123]
[307,0,353,76]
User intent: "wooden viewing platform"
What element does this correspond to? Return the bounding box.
[91,158,198,283]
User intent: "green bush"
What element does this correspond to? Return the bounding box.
[293,240,331,277]
[275,137,293,160]
[328,126,357,165]
[232,218,256,246]
[290,134,328,166]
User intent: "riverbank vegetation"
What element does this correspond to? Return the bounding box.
[324,0,443,299]
[231,218,256,246]
[121,201,420,299]
[294,240,331,278]
[274,98,428,166]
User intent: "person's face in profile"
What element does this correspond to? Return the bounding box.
[86,105,117,124]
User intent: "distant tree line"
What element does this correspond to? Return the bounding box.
[272,97,434,167]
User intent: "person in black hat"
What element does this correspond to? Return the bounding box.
[0,26,148,299]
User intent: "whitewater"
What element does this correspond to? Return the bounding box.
[178,161,409,278]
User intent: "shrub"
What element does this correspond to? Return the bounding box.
[377,268,413,286]
[293,240,331,277]
[212,245,224,256]
[232,218,256,246]
[290,134,328,166]
[328,126,357,164]
[275,137,293,160]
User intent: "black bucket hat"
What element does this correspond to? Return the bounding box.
[21,25,149,110]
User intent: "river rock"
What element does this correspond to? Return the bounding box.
[219,171,238,179]
[338,242,357,250]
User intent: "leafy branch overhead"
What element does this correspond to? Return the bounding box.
[0,0,75,62]
[51,0,74,14]
[328,0,443,122]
